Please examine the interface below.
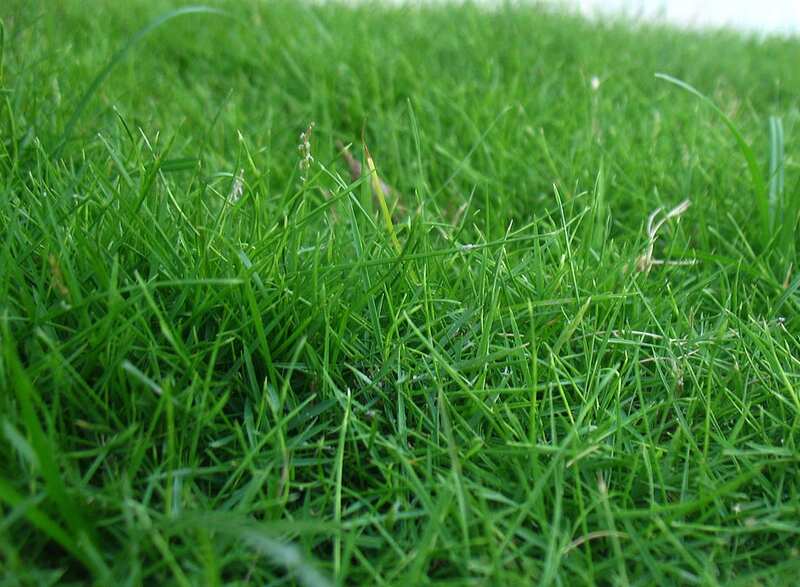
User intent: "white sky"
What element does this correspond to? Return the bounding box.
[360,1,800,35]
[567,0,800,34]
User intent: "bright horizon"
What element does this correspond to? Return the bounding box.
[358,0,800,35]
[568,0,800,35]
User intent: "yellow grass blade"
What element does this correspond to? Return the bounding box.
[364,144,402,255]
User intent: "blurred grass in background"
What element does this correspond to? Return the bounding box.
[1,1,799,584]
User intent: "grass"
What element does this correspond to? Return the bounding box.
[1,0,799,584]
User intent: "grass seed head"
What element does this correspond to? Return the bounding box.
[298,121,315,181]
[228,169,244,204]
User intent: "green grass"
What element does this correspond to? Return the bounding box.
[1,0,799,584]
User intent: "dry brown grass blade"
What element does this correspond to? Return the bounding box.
[635,199,697,274]
[335,139,363,183]
[335,139,401,214]
[48,254,70,299]
[332,140,404,227]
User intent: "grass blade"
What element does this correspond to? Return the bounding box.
[2,329,108,577]
[655,73,769,236]
[57,6,227,153]
[769,116,785,228]
[0,479,93,569]
[364,143,402,255]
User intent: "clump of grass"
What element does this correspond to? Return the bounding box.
[657,72,799,266]
[1,0,799,584]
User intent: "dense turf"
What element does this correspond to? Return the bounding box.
[1,0,799,584]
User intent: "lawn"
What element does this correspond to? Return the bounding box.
[1,0,799,584]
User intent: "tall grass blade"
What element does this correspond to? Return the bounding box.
[0,19,5,87]
[769,116,796,259]
[655,73,769,237]
[769,116,785,229]
[2,330,108,576]
[364,143,402,255]
[57,6,227,154]
[0,479,93,569]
